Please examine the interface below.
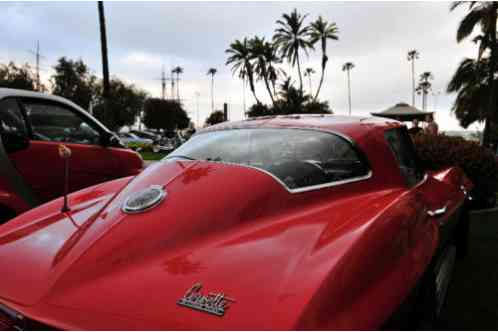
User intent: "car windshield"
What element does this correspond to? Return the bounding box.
[166,128,369,190]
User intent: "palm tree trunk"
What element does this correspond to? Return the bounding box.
[263,70,275,106]
[246,65,261,104]
[484,6,498,147]
[296,49,304,94]
[314,51,327,101]
[98,1,110,123]
[211,75,214,112]
[177,73,180,101]
[243,77,246,117]
[411,59,415,107]
[314,66,325,101]
[347,69,352,116]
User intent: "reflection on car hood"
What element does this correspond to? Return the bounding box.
[0,160,397,329]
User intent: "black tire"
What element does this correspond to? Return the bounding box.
[455,202,471,259]
[413,245,457,330]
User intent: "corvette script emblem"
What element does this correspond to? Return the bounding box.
[177,283,235,317]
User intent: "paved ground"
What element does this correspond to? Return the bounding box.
[440,207,498,330]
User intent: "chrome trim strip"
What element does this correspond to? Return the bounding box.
[242,165,373,194]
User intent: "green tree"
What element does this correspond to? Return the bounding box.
[172,66,184,100]
[143,98,190,132]
[250,36,276,105]
[205,110,226,126]
[308,16,339,101]
[92,78,147,131]
[226,38,261,104]
[342,62,355,115]
[416,71,433,111]
[207,68,217,112]
[451,1,498,147]
[407,50,420,106]
[51,57,98,110]
[304,67,315,95]
[273,9,314,94]
[0,62,38,91]
[447,57,490,127]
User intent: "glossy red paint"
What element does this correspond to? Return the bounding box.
[0,115,470,330]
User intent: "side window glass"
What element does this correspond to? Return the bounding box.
[385,128,421,187]
[0,99,27,137]
[22,100,101,145]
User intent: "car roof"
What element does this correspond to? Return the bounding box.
[0,88,112,134]
[0,88,85,111]
[199,114,403,144]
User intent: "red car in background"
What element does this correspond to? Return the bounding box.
[0,115,471,329]
[0,88,143,223]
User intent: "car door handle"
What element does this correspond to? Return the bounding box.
[427,205,447,217]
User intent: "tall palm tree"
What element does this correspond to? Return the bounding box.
[250,36,276,105]
[451,1,498,147]
[226,38,260,104]
[342,62,354,115]
[416,71,434,111]
[407,49,419,107]
[309,16,339,101]
[97,1,110,122]
[447,57,490,127]
[273,9,314,94]
[207,68,217,112]
[172,66,183,101]
[304,67,315,96]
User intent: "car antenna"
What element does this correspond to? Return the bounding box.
[58,144,72,213]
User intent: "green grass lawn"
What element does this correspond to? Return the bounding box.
[139,151,168,161]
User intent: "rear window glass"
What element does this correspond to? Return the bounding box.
[167,128,369,190]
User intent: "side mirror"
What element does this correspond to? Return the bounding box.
[1,132,29,153]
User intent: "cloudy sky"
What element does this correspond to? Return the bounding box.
[1,1,482,130]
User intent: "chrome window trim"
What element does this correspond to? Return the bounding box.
[242,165,373,194]
[168,127,374,194]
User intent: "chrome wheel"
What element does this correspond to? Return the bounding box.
[435,245,457,317]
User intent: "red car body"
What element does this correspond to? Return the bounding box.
[0,115,471,330]
[0,88,143,221]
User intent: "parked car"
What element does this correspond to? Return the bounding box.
[0,88,143,223]
[130,130,162,145]
[0,115,472,329]
[118,132,154,151]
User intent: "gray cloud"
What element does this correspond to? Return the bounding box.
[0,1,481,130]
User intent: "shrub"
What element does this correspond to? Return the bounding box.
[412,133,498,208]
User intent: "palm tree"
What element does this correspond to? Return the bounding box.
[273,9,314,94]
[407,50,419,107]
[207,68,217,112]
[447,57,490,127]
[172,66,183,101]
[342,62,354,115]
[451,1,498,147]
[226,38,261,104]
[416,71,434,111]
[304,67,315,96]
[309,16,339,101]
[250,36,276,105]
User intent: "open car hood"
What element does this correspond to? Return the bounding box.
[0,160,397,329]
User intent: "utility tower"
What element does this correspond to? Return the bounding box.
[154,66,174,100]
[28,40,45,91]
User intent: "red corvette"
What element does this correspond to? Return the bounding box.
[0,115,472,330]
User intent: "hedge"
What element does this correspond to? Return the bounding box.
[412,133,498,207]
